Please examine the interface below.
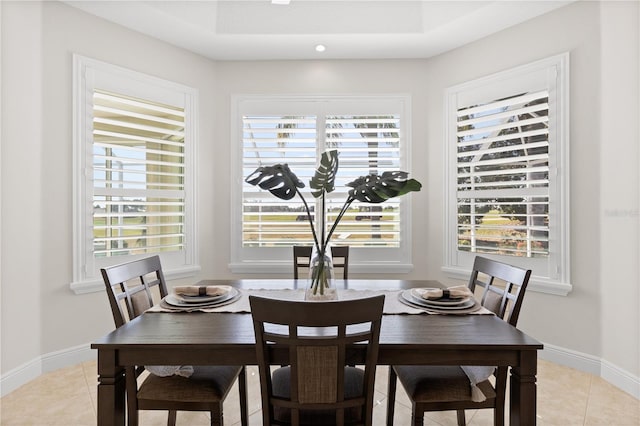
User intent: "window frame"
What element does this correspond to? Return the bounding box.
[230,94,415,274]
[443,53,572,295]
[71,55,199,294]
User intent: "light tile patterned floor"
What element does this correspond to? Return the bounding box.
[1,359,638,425]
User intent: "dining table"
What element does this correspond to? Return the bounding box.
[91,279,543,425]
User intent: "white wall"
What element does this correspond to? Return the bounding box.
[598,1,640,384]
[1,0,638,397]
[1,0,44,378]
[1,0,218,378]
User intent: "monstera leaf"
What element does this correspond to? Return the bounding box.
[309,150,339,198]
[347,171,422,203]
[245,164,304,200]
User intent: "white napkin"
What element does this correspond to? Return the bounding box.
[145,365,194,378]
[416,285,473,300]
[461,365,495,402]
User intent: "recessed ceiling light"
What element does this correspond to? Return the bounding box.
[271,0,291,5]
[315,44,326,53]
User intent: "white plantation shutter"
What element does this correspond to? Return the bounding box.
[242,115,318,246]
[241,112,403,248]
[92,90,186,257]
[234,96,413,272]
[72,55,198,292]
[456,91,550,257]
[444,53,570,293]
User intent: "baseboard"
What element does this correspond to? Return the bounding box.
[0,357,42,398]
[0,343,93,397]
[601,358,640,400]
[540,342,640,399]
[539,342,602,375]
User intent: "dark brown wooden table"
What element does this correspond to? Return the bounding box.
[92,279,542,425]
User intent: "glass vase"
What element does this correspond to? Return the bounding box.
[305,244,338,301]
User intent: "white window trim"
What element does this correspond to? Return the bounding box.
[229,94,415,274]
[70,55,199,294]
[443,53,572,296]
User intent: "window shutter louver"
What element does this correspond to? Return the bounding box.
[92,90,186,257]
[456,91,550,258]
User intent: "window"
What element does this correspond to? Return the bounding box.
[72,55,198,293]
[231,96,414,273]
[443,54,571,295]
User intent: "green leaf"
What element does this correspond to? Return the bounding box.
[346,171,422,203]
[309,150,339,198]
[245,164,304,200]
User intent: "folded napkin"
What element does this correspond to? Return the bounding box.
[145,365,194,378]
[173,285,228,297]
[418,285,473,300]
[461,365,496,402]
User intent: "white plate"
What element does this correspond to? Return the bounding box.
[164,287,238,308]
[409,288,472,306]
[399,291,481,314]
[401,290,475,310]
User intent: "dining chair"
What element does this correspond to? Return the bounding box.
[386,256,532,426]
[293,245,350,279]
[249,294,385,426]
[101,255,248,426]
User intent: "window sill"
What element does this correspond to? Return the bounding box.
[441,266,572,296]
[69,265,201,295]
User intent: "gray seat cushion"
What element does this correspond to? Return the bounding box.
[138,365,242,403]
[271,366,365,424]
[394,365,496,403]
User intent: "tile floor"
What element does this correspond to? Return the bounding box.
[1,359,638,425]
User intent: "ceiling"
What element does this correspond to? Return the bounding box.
[63,0,574,61]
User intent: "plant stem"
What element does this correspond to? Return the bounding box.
[324,196,355,245]
[295,187,320,251]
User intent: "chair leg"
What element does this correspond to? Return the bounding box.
[386,367,397,426]
[411,404,423,426]
[456,409,466,426]
[210,407,223,426]
[494,405,504,426]
[126,369,139,426]
[167,410,177,426]
[238,367,249,426]
[126,405,138,426]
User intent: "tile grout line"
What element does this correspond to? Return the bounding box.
[581,373,594,425]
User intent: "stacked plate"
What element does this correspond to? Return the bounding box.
[399,287,480,314]
[161,286,241,310]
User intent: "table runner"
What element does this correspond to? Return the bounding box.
[147,288,494,315]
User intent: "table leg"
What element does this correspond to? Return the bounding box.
[96,349,126,426]
[510,350,538,425]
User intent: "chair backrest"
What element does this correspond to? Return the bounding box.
[101,255,168,328]
[249,295,384,425]
[293,245,349,279]
[467,256,532,327]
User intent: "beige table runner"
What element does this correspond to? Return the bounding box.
[147,288,493,315]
